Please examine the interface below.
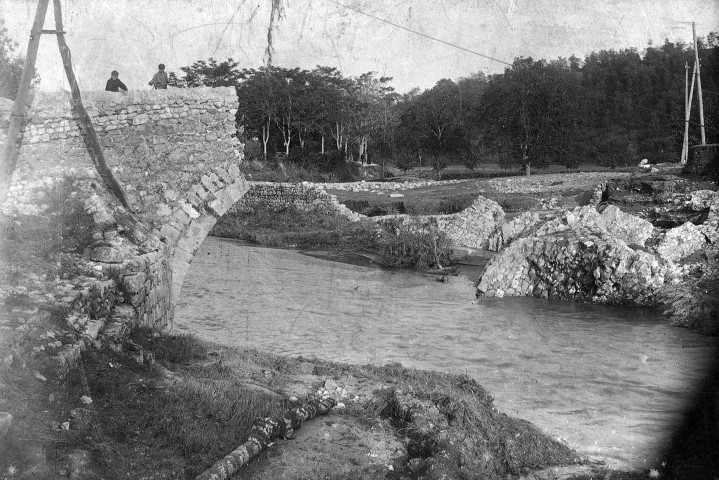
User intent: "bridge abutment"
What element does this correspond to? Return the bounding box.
[2,87,248,333]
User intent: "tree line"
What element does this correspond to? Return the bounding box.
[2,18,717,175]
[178,34,716,175]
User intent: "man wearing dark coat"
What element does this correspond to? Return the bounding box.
[105,70,128,92]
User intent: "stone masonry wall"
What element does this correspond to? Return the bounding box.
[2,87,246,343]
[228,181,363,221]
[4,88,241,230]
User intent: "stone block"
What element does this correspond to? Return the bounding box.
[228,163,241,179]
[132,113,149,125]
[190,183,208,201]
[84,319,105,340]
[178,200,200,219]
[215,167,233,184]
[159,223,181,243]
[122,273,146,294]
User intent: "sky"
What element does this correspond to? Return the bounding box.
[1,0,718,94]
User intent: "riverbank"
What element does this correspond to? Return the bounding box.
[2,168,718,479]
[37,327,589,479]
[175,237,718,477]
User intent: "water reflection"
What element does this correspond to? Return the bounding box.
[175,237,717,470]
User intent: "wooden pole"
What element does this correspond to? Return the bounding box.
[681,62,689,165]
[52,0,132,210]
[693,22,706,145]
[683,62,697,166]
[0,0,50,206]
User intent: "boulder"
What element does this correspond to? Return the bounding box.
[477,206,675,306]
[655,222,708,262]
[599,205,654,245]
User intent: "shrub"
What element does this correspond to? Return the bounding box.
[379,218,454,270]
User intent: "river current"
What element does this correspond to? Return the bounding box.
[174,236,717,470]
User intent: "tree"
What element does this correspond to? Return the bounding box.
[236,67,278,159]
[0,19,39,99]
[180,57,242,87]
[394,152,416,172]
[482,58,581,175]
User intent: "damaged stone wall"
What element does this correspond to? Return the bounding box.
[374,195,505,249]
[476,201,718,306]
[2,87,247,366]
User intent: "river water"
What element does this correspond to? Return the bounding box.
[174,236,717,471]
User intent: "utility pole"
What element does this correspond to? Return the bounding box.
[681,62,697,165]
[52,0,131,209]
[693,22,706,145]
[0,0,50,206]
[682,62,689,164]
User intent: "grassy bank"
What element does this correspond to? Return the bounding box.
[210,204,454,270]
[38,328,586,479]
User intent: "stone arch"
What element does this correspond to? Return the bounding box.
[157,168,249,316]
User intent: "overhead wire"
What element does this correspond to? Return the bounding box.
[325,0,718,133]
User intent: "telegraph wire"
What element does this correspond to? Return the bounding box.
[326,0,718,133]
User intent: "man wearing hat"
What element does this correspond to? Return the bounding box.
[105,70,128,92]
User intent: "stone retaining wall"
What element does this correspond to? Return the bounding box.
[229,181,364,221]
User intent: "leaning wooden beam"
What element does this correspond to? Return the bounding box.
[195,397,337,480]
[51,0,132,211]
[0,0,50,206]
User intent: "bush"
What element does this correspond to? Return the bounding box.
[379,218,454,270]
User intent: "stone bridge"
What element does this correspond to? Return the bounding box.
[2,87,249,332]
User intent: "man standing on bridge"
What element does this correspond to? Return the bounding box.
[105,70,128,92]
[149,64,169,89]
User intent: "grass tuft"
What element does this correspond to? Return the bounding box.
[55,333,288,479]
